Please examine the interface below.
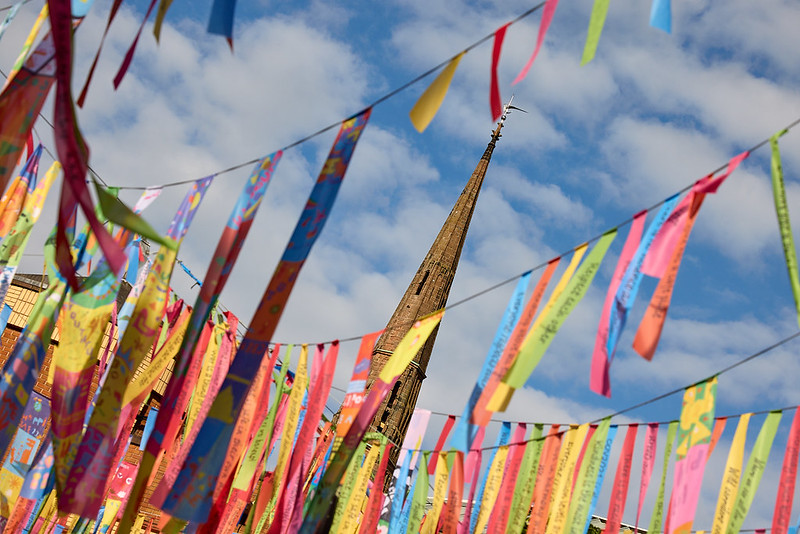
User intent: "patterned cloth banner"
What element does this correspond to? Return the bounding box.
[407,452,430,534]
[489,23,510,122]
[360,442,394,534]
[458,427,484,534]
[439,450,463,534]
[711,413,751,534]
[668,376,718,534]
[726,411,782,534]
[452,272,530,451]
[773,408,800,534]
[590,211,645,397]
[0,272,66,454]
[0,144,39,239]
[423,451,449,534]
[650,0,671,32]
[49,0,124,291]
[581,0,610,65]
[125,155,278,525]
[604,424,638,534]
[300,309,442,534]
[0,8,57,189]
[489,423,528,533]
[338,443,382,534]
[769,131,800,328]
[607,195,680,361]
[566,418,610,534]
[473,442,511,534]
[472,259,558,427]
[500,229,617,403]
[0,160,59,310]
[61,178,211,516]
[338,330,382,437]
[634,152,749,360]
[512,0,560,84]
[635,423,659,530]
[409,53,464,133]
[428,415,456,475]
[470,422,512,532]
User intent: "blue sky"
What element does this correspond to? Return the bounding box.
[3,0,800,528]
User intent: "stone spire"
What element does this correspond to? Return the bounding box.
[366,104,516,475]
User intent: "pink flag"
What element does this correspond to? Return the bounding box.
[605,424,638,534]
[512,0,560,84]
[772,408,800,534]
[590,211,646,396]
[490,23,510,121]
[635,423,659,531]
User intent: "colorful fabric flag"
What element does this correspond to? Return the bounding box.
[338,330,382,437]
[668,376,718,534]
[440,450,463,534]
[711,413,751,534]
[545,424,590,534]
[590,211,646,397]
[769,131,800,328]
[726,411,782,534]
[385,409,431,534]
[119,152,282,530]
[500,229,617,401]
[489,423,528,533]
[76,0,124,107]
[773,408,800,534]
[650,0,671,33]
[508,424,544,534]
[490,23,510,121]
[452,272,530,450]
[112,0,158,89]
[60,178,211,516]
[0,144,40,239]
[470,422,511,533]
[153,0,174,40]
[635,423,659,531]
[633,152,749,360]
[604,424,638,534]
[512,0,560,84]
[581,0,610,65]
[607,195,680,360]
[421,451,449,534]
[208,0,237,47]
[526,425,563,534]
[472,259,559,426]
[648,421,677,534]
[565,418,610,534]
[360,442,394,534]
[409,53,464,132]
[300,309,442,533]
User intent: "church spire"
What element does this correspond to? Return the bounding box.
[366,101,519,474]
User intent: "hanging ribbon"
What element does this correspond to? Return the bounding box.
[500,229,617,406]
[490,422,529,533]
[113,0,158,89]
[360,442,394,534]
[440,451,463,534]
[76,0,124,107]
[769,131,800,328]
[507,424,545,534]
[581,0,610,65]
[634,152,749,360]
[590,211,646,397]
[490,23,510,121]
[726,411,782,534]
[470,422,511,533]
[338,330,383,437]
[605,424,638,534]
[421,451,450,534]
[668,376,718,534]
[513,0,559,84]
[635,423,659,531]
[453,271,531,448]
[773,408,800,534]
[0,1,23,42]
[711,413,751,534]
[409,53,464,133]
[566,418,610,534]
[472,259,558,427]
[526,425,564,534]
[545,424,591,534]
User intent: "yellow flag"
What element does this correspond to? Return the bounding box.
[546,424,590,534]
[474,445,511,533]
[337,444,381,534]
[409,53,464,133]
[488,244,588,411]
[378,310,444,382]
[421,451,450,534]
[711,413,751,534]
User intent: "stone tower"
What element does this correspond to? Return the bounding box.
[366,108,512,473]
